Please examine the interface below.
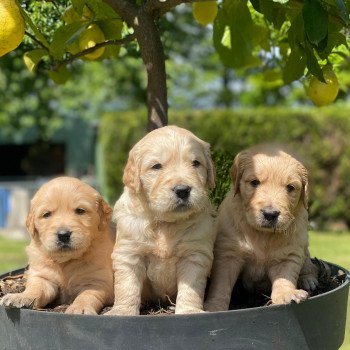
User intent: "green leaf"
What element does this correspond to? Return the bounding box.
[97,19,123,40]
[71,0,85,14]
[259,0,287,29]
[304,42,325,82]
[318,31,347,59]
[50,22,88,59]
[331,50,349,60]
[48,66,71,85]
[18,6,50,48]
[249,0,261,12]
[272,0,289,4]
[288,13,305,45]
[336,0,349,25]
[88,0,120,19]
[213,0,260,69]
[23,49,48,72]
[96,19,124,59]
[302,0,328,45]
[252,24,269,50]
[283,46,306,84]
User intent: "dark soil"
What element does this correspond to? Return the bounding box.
[0,259,347,315]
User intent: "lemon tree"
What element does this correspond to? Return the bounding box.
[0,0,25,57]
[2,0,350,129]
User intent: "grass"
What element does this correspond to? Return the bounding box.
[309,232,350,350]
[0,236,28,275]
[309,232,350,272]
[0,232,349,347]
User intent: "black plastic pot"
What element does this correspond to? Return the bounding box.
[0,262,349,350]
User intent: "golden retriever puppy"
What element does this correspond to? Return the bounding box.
[0,177,114,315]
[205,144,318,311]
[106,125,216,315]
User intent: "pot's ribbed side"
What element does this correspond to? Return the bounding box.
[0,264,348,350]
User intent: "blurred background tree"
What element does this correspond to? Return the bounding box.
[2,0,350,129]
[1,0,350,229]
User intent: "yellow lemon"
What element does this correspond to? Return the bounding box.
[0,0,25,57]
[192,1,218,26]
[78,24,105,60]
[307,66,339,107]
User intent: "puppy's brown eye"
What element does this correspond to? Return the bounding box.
[75,208,86,215]
[43,211,52,218]
[250,179,260,188]
[151,163,162,170]
[192,160,201,167]
[286,184,295,193]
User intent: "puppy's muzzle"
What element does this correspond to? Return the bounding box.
[261,207,280,226]
[57,228,72,247]
[173,185,191,201]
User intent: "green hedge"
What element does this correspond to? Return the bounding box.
[99,106,350,230]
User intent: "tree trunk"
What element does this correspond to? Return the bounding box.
[104,0,168,131]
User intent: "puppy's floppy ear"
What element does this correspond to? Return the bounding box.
[26,203,38,238]
[231,151,245,195]
[299,164,309,209]
[123,149,141,193]
[204,143,216,189]
[97,196,112,231]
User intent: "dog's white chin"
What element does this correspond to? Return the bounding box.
[149,197,208,223]
[41,236,91,263]
[248,217,294,234]
[153,207,196,223]
[246,211,294,234]
[46,247,85,263]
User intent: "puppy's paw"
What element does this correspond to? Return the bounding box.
[298,273,319,292]
[0,293,36,309]
[104,308,119,316]
[175,306,204,314]
[65,303,98,315]
[271,288,308,305]
[104,306,139,316]
[204,301,227,312]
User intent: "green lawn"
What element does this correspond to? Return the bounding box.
[309,232,350,272]
[0,236,28,275]
[0,232,349,347]
[309,232,350,350]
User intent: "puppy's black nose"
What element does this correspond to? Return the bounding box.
[262,207,280,222]
[173,185,191,200]
[57,229,72,244]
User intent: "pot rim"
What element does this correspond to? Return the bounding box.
[1,260,348,319]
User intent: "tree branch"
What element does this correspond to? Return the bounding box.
[104,0,168,130]
[25,31,49,51]
[143,0,210,18]
[56,33,136,68]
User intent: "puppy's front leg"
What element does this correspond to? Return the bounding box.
[268,258,308,305]
[204,257,243,312]
[0,275,58,309]
[106,254,146,316]
[175,254,212,314]
[66,284,113,315]
[298,249,319,292]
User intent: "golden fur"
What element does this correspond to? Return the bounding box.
[0,177,114,315]
[106,125,216,315]
[205,144,318,311]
